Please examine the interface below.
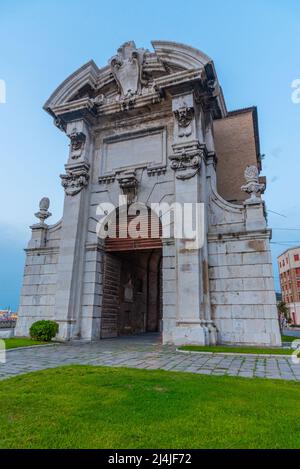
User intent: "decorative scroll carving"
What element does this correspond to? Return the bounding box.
[117,170,138,204]
[110,41,147,99]
[60,163,90,196]
[241,165,265,203]
[169,142,205,180]
[34,197,52,224]
[69,128,86,159]
[173,102,194,137]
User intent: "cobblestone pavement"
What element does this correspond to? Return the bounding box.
[1,334,300,381]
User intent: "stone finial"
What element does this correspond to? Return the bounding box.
[110,41,146,98]
[241,165,265,204]
[34,197,52,224]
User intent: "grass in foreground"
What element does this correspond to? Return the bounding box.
[179,345,292,355]
[281,335,299,343]
[0,365,300,449]
[3,338,48,349]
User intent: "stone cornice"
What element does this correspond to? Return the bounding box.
[25,247,60,255]
[208,229,272,242]
[156,68,204,95]
[50,68,216,125]
[85,243,105,252]
[51,98,97,126]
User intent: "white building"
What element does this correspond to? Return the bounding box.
[16,41,281,346]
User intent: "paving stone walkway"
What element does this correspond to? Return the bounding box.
[1,333,300,381]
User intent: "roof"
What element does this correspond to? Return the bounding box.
[277,246,300,259]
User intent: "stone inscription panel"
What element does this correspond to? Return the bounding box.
[102,127,166,174]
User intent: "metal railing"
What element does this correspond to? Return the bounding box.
[0,319,16,329]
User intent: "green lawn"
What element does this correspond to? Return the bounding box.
[178,345,292,355]
[3,338,48,349]
[281,335,300,343]
[0,366,300,449]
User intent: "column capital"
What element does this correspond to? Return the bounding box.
[60,161,90,196]
[169,141,207,180]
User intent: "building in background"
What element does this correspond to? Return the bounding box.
[0,309,17,319]
[278,247,300,325]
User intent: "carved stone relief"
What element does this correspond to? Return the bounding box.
[173,102,194,137]
[69,128,86,159]
[169,142,205,180]
[110,41,147,98]
[60,163,90,196]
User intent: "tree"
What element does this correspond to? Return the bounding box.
[277,301,291,331]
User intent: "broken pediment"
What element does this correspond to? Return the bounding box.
[44,40,226,126]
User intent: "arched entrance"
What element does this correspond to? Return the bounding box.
[100,206,162,338]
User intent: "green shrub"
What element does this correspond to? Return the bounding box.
[29,320,59,342]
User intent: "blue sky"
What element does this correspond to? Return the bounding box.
[0,0,299,309]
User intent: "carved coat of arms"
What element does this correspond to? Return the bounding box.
[110,41,146,98]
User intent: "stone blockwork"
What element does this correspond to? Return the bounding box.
[16,40,281,347]
[208,235,279,345]
[206,177,279,346]
[80,246,104,341]
[15,220,61,335]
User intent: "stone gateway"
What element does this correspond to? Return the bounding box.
[16,41,281,346]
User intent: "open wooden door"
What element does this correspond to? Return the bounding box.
[100,253,121,338]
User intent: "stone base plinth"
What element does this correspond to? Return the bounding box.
[172,323,207,346]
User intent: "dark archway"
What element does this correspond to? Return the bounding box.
[100,206,163,338]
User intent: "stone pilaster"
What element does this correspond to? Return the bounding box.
[166,91,217,345]
[55,119,93,340]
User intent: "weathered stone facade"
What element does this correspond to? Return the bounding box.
[16,41,281,346]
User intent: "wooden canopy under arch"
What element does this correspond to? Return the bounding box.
[104,206,163,252]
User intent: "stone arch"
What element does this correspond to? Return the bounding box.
[100,203,163,338]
